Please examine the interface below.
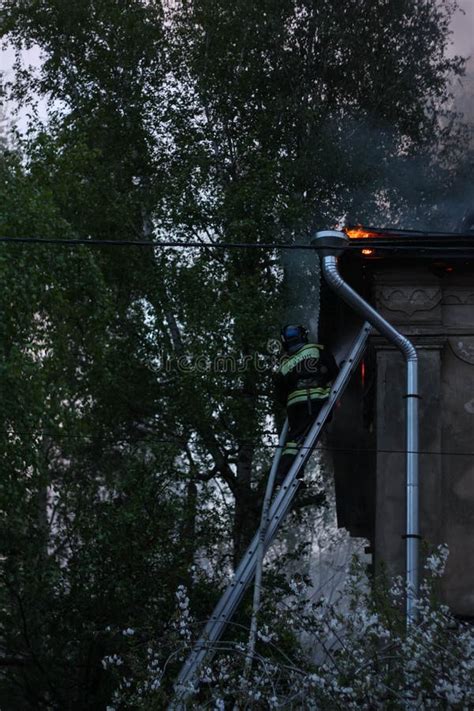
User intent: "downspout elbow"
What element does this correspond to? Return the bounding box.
[322,253,417,369]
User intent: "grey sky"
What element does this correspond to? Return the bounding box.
[449,0,474,57]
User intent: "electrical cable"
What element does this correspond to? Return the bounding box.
[0,236,315,249]
[3,429,474,457]
[0,235,473,253]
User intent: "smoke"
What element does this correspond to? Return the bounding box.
[450,0,474,137]
[281,244,321,341]
[331,2,474,232]
[280,1,474,335]
[280,113,474,337]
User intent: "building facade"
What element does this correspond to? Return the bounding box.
[321,233,474,618]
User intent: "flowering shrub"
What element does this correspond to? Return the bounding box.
[104,546,474,709]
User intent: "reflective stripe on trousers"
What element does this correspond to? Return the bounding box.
[287,387,330,407]
[282,440,299,457]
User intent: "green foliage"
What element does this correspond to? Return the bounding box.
[0,0,472,706]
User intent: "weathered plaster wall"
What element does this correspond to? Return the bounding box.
[373,268,474,616]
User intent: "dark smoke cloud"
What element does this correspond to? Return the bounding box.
[281,245,321,341]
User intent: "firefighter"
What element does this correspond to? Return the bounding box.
[274,324,339,485]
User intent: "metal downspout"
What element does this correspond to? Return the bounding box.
[313,230,419,625]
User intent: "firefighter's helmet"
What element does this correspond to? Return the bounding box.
[280,324,308,354]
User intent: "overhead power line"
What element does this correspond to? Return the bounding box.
[4,428,474,457]
[0,235,473,252]
[0,236,314,249]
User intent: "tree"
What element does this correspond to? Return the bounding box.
[0,0,471,706]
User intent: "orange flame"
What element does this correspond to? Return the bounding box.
[361,248,374,256]
[344,226,380,239]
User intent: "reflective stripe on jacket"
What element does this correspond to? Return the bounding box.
[279,344,321,376]
[274,341,339,409]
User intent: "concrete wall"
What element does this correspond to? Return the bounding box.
[373,267,474,616]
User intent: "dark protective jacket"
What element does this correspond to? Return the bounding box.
[274,343,339,409]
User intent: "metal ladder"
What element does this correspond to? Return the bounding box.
[171,322,371,707]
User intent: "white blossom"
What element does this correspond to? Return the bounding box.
[424,543,449,576]
[102,654,124,670]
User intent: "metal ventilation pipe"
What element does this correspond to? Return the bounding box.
[313,230,420,625]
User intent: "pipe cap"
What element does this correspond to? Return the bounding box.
[311,230,349,256]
